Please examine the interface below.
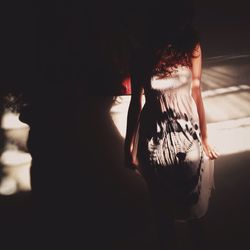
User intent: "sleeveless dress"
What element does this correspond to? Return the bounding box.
[134,66,214,221]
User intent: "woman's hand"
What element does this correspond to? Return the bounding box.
[202,138,219,160]
[124,151,142,176]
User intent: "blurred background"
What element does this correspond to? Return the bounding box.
[0,0,250,249]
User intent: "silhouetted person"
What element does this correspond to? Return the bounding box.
[16,1,154,249]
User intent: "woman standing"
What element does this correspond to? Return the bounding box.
[124,1,219,249]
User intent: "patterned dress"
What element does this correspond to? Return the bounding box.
[135,66,214,221]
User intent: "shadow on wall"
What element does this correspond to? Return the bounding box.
[0,94,159,249]
[17,93,157,249]
[76,96,157,249]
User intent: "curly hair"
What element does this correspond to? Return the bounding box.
[151,26,200,78]
[129,0,200,79]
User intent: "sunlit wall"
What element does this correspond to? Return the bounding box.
[110,55,250,157]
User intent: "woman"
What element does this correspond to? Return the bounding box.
[124,1,219,249]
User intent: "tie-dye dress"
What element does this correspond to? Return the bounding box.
[135,66,214,221]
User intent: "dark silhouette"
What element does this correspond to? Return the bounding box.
[8,1,155,249]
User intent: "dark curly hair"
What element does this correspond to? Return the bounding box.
[129,0,200,79]
[151,26,200,78]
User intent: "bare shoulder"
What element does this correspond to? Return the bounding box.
[190,43,202,85]
[192,43,202,58]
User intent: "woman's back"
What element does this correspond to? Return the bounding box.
[136,65,214,220]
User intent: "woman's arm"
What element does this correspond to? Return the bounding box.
[191,44,219,160]
[124,74,144,169]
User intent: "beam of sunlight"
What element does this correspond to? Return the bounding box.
[110,80,250,155]
[204,91,250,123]
[1,111,29,129]
[202,85,250,98]
[0,56,249,195]
[202,54,250,92]
[0,177,18,195]
[0,149,31,195]
[110,95,145,138]
[0,149,32,166]
[0,111,31,195]
[204,54,250,64]
[208,117,250,156]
